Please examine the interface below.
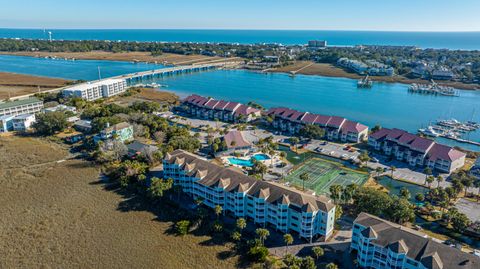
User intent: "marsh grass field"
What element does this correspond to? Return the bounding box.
[0,72,70,99]
[0,136,239,269]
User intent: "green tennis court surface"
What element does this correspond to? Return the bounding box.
[285,158,368,195]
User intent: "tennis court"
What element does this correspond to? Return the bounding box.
[285,158,368,195]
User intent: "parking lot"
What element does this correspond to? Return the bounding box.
[455,198,480,223]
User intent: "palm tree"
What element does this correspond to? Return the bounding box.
[299,172,310,191]
[375,167,384,177]
[390,166,396,181]
[312,246,324,261]
[214,205,223,220]
[283,233,293,255]
[255,228,270,246]
[290,137,300,153]
[329,184,343,204]
[236,218,246,233]
[342,183,358,204]
[474,180,480,202]
[326,263,338,269]
[423,167,433,185]
[426,175,435,189]
[231,231,241,242]
[358,151,371,167]
[436,175,444,188]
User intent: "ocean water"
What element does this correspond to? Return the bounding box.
[0,55,479,151]
[0,54,158,80]
[1,29,480,50]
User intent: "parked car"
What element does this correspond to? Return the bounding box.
[372,157,379,163]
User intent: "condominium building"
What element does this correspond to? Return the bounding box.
[368,128,466,173]
[0,97,44,117]
[266,107,369,143]
[163,150,336,241]
[182,94,261,123]
[351,212,480,269]
[62,78,127,101]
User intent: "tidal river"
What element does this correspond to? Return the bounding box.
[1,55,479,151]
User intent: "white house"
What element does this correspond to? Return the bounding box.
[44,104,77,114]
[12,114,36,132]
[163,150,336,241]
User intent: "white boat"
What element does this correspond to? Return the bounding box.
[418,126,440,137]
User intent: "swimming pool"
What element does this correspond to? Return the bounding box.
[228,154,270,167]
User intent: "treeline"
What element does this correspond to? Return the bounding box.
[0,38,278,59]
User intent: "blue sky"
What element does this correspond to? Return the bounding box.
[0,0,479,31]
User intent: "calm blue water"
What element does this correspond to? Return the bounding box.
[0,55,158,80]
[2,29,480,50]
[0,55,479,151]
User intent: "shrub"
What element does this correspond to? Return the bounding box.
[247,245,269,262]
[175,220,190,236]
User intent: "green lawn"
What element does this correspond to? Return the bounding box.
[285,158,368,195]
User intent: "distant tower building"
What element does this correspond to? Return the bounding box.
[308,40,327,48]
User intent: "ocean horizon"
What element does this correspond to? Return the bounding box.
[1,28,480,50]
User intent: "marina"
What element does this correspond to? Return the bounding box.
[419,118,480,146]
[408,80,459,96]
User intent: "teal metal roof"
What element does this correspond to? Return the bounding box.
[0,97,42,110]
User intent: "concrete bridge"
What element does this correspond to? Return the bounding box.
[114,62,229,85]
[6,61,238,101]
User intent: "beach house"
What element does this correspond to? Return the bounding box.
[12,114,36,132]
[93,122,134,143]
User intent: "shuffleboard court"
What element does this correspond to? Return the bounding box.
[285,158,368,195]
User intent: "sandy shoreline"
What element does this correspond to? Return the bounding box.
[0,72,70,99]
[270,61,480,91]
